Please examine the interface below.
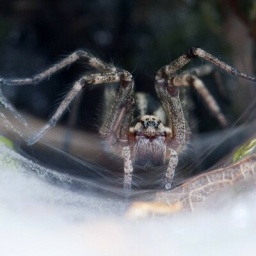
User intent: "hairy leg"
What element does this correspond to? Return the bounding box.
[155,47,256,189]
[0,88,28,128]
[122,146,133,193]
[172,68,228,127]
[27,71,130,145]
[157,47,256,82]
[1,50,117,86]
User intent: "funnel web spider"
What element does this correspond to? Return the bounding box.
[1,47,256,193]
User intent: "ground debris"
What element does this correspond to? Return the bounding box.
[126,201,182,219]
[156,152,256,212]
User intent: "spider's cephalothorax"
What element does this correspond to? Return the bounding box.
[129,115,171,167]
[1,47,256,193]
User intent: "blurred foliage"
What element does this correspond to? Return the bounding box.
[233,138,256,163]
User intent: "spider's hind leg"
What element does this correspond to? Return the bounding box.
[173,65,229,127]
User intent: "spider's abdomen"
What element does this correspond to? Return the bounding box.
[134,136,166,167]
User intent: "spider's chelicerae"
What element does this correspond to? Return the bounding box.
[1,47,256,192]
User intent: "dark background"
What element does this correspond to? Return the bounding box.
[0,0,256,132]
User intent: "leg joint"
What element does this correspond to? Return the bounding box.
[187,47,198,58]
[32,75,41,85]
[75,49,90,58]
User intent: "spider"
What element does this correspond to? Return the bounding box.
[0,47,255,193]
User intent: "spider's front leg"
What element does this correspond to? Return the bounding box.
[155,75,186,189]
[99,71,135,192]
[25,71,131,145]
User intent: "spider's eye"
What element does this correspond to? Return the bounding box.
[141,118,161,129]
